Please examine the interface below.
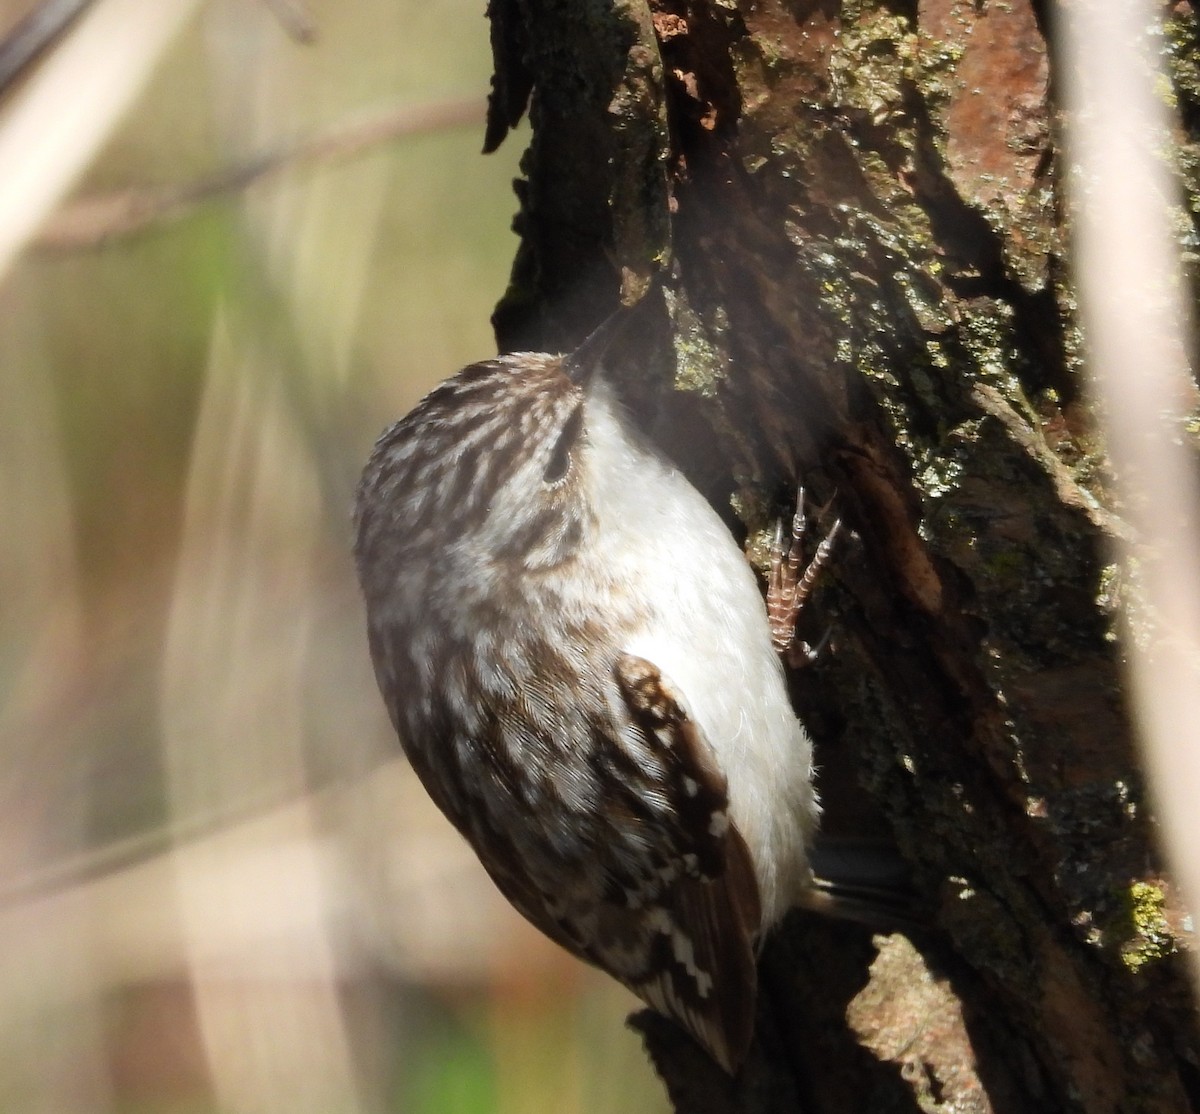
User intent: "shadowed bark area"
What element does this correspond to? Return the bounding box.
[484,1,1200,1110]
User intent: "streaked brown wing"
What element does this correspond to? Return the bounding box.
[607,652,763,1073]
[407,647,765,1074]
[625,826,761,1073]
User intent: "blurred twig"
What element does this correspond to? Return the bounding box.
[0,0,204,282]
[0,779,314,912]
[258,0,318,43]
[1060,0,1200,986]
[0,0,93,96]
[0,0,315,99]
[35,95,486,250]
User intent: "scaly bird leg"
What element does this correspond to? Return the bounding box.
[767,489,842,668]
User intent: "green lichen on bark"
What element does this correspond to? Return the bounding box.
[1120,882,1178,973]
[663,285,728,397]
[828,7,920,124]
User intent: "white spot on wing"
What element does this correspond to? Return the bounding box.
[647,906,714,999]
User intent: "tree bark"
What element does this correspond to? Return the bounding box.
[483,1,1200,1111]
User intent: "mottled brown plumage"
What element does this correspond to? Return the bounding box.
[355,347,818,1073]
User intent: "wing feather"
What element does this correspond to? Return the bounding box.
[602,653,763,1071]
[407,648,765,1073]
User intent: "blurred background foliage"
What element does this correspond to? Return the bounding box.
[0,0,666,1110]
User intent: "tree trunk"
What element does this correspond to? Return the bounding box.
[482,1,1200,1111]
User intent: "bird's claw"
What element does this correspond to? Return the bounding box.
[767,488,842,668]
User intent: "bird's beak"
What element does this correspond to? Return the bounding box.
[563,304,639,386]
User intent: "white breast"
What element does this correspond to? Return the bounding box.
[580,382,819,928]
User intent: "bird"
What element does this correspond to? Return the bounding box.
[353,319,823,1074]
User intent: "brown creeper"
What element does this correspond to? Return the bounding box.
[354,336,820,1074]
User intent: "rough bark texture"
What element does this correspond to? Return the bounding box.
[483,1,1200,1111]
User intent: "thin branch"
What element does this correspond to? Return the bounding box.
[35,95,487,250]
[256,0,318,44]
[1060,0,1200,988]
[0,779,313,913]
[0,0,95,97]
[0,0,317,99]
[0,0,205,283]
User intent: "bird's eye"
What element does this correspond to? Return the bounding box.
[543,407,583,484]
